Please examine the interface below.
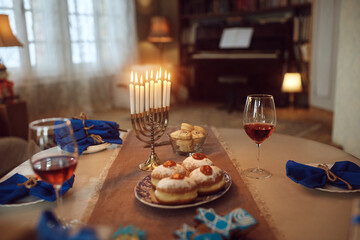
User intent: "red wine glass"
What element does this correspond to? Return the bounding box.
[28,118,78,224]
[243,94,276,179]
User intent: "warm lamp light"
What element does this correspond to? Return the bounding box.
[0,14,22,47]
[147,16,172,63]
[147,16,173,43]
[282,73,302,108]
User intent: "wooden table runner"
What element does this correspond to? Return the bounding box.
[87,128,276,239]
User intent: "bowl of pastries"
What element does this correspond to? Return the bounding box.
[167,123,207,156]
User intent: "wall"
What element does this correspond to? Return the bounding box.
[332,0,360,158]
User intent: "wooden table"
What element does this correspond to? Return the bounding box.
[0,128,359,240]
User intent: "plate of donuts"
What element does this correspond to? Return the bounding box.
[134,171,232,209]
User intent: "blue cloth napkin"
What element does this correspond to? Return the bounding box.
[55,119,123,155]
[0,173,74,204]
[37,210,98,240]
[286,160,360,189]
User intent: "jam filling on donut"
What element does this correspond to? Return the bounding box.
[200,165,213,175]
[192,153,207,160]
[171,173,185,180]
[163,160,176,168]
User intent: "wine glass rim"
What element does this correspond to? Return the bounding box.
[247,94,274,98]
[29,117,71,130]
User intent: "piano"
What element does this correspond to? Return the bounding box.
[188,20,292,106]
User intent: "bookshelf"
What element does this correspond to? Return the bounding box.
[178,0,312,107]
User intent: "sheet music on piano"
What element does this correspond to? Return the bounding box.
[219,27,254,49]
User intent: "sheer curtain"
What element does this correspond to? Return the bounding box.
[0,0,137,119]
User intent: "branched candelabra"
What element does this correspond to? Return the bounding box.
[129,68,171,171]
[131,107,169,171]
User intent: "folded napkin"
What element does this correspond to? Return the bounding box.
[0,173,74,204]
[286,160,360,189]
[55,118,123,155]
[37,211,98,240]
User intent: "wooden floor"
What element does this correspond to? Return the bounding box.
[91,102,337,148]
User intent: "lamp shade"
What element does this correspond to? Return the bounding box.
[0,14,22,47]
[281,73,302,93]
[147,16,173,43]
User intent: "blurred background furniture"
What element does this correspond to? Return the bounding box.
[0,136,28,178]
[0,101,28,140]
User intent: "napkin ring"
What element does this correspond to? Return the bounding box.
[18,177,38,189]
[318,163,352,190]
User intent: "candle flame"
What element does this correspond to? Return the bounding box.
[140,75,143,84]
[131,71,133,83]
[156,71,159,80]
[159,68,162,78]
[168,73,171,81]
[165,70,167,80]
[150,70,153,79]
[146,71,148,80]
[135,72,138,84]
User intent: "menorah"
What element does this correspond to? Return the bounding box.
[129,69,171,171]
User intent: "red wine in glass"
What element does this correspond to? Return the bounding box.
[244,123,275,144]
[32,156,77,186]
[243,94,276,179]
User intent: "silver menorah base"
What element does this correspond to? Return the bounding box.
[131,107,169,171]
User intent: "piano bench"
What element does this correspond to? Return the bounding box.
[218,75,248,113]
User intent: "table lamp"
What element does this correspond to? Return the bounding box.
[281,72,302,108]
[0,14,23,53]
[147,16,173,63]
[0,14,23,103]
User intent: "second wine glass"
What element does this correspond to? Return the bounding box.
[28,118,78,225]
[243,94,276,179]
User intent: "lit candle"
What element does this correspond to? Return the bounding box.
[163,78,167,108]
[150,70,153,80]
[159,68,162,80]
[157,78,162,108]
[129,71,135,114]
[150,78,154,109]
[166,73,171,107]
[135,73,140,114]
[145,76,149,112]
[154,80,158,109]
[140,75,144,113]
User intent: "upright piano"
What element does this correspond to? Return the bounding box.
[188,20,292,106]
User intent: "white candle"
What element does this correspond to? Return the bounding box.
[150,79,154,108]
[154,81,158,109]
[129,72,135,114]
[145,79,149,112]
[140,76,144,113]
[157,79,162,108]
[163,79,167,108]
[166,73,171,107]
[135,73,140,114]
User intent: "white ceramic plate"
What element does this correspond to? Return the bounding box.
[306,163,360,193]
[82,143,112,154]
[134,171,232,209]
[0,160,44,207]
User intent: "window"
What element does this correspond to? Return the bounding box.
[67,0,96,64]
[0,0,130,74]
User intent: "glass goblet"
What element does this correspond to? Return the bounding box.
[243,94,276,179]
[28,118,78,224]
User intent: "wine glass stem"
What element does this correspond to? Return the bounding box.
[54,184,63,219]
[256,143,261,170]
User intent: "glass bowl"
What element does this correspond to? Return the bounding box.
[167,131,207,156]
